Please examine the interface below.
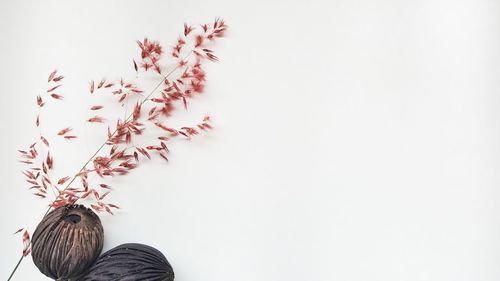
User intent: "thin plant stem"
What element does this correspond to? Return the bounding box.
[7,255,23,281]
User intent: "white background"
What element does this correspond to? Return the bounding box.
[1,0,500,280]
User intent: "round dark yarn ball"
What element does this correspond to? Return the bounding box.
[78,243,175,281]
[31,204,104,280]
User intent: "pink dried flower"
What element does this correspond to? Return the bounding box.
[12,19,227,275]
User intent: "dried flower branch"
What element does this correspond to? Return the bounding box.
[10,18,226,280]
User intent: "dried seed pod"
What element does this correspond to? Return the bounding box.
[31,204,104,280]
[78,243,174,281]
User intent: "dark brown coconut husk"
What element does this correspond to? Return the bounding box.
[78,243,174,281]
[31,204,104,280]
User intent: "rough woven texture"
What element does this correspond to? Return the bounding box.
[78,243,174,281]
[31,204,104,280]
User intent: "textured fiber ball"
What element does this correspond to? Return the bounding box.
[31,204,104,280]
[78,243,175,281]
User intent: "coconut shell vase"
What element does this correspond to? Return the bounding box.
[78,243,175,281]
[31,204,104,280]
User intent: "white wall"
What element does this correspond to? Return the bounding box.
[1,0,500,280]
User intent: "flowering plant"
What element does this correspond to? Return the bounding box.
[8,18,227,280]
